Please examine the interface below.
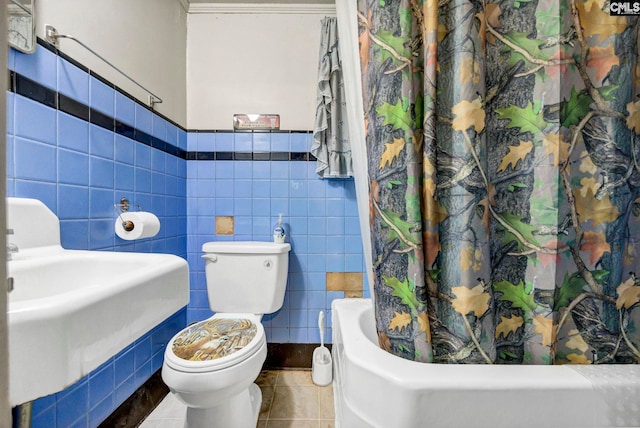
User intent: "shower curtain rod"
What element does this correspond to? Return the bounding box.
[44,25,163,109]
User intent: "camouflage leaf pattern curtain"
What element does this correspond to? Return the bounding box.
[358,0,640,364]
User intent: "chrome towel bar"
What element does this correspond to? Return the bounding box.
[44,25,163,109]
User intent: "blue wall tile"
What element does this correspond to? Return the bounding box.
[196,132,214,151]
[58,58,89,104]
[115,92,135,126]
[115,162,135,191]
[216,132,233,151]
[135,143,152,169]
[114,346,135,387]
[57,185,89,219]
[90,76,114,116]
[55,380,88,428]
[31,405,55,428]
[14,96,56,145]
[196,160,215,179]
[88,364,114,409]
[215,179,234,198]
[152,115,167,141]
[59,220,89,249]
[209,161,227,179]
[271,133,289,152]
[253,132,270,152]
[290,133,308,152]
[178,129,188,151]
[134,104,152,134]
[15,138,56,181]
[90,157,114,188]
[7,92,14,135]
[135,168,152,193]
[14,179,57,212]
[58,112,90,153]
[89,395,113,428]
[14,47,57,90]
[234,132,252,151]
[7,46,15,70]
[90,125,115,159]
[252,161,270,179]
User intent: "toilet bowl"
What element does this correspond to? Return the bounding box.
[162,314,267,427]
[161,241,290,428]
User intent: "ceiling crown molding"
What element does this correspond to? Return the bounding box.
[177,0,190,11]
[188,3,336,14]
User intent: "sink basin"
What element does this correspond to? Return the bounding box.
[6,198,189,406]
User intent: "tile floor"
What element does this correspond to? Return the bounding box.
[139,370,335,428]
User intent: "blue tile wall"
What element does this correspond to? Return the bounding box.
[186,131,369,344]
[27,308,186,428]
[7,44,188,255]
[7,43,188,425]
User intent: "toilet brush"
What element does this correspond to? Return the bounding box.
[312,311,332,386]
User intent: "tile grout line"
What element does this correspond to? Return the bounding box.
[263,371,278,425]
[317,381,321,424]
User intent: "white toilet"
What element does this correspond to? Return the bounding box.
[162,241,291,428]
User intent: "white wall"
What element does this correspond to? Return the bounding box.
[187,4,335,130]
[33,1,334,131]
[36,0,188,127]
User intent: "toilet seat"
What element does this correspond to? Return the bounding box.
[164,313,265,373]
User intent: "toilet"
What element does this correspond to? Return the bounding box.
[162,241,291,428]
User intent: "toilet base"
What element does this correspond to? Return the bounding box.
[184,383,262,428]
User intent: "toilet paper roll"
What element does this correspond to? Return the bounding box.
[115,212,161,240]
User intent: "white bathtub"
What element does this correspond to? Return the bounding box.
[332,298,640,428]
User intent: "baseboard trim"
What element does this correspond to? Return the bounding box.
[264,343,332,369]
[98,370,168,428]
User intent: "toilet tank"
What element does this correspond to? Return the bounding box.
[202,241,291,314]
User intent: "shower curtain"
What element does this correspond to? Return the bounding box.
[357,0,640,364]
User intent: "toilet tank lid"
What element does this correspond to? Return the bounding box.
[202,241,291,254]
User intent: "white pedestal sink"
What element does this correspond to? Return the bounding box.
[6,197,189,406]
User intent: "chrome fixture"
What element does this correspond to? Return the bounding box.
[44,25,163,109]
[114,197,140,232]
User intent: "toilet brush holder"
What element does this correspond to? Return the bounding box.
[312,347,332,386]
[312,311,332,386]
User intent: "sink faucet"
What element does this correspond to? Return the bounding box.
[7,229,18,261]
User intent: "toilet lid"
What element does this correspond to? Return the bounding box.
[165,314,265,372]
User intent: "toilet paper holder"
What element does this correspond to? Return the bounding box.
[114,197,142,232]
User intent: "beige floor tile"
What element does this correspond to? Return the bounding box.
[266,420,319,428]
[269,385,319,419]
[257,420,268,428]
[276,369,314,386]
[319,385,335,420]
[259,385,275,420]
[256,370,279,386]
[320,420,335,428]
